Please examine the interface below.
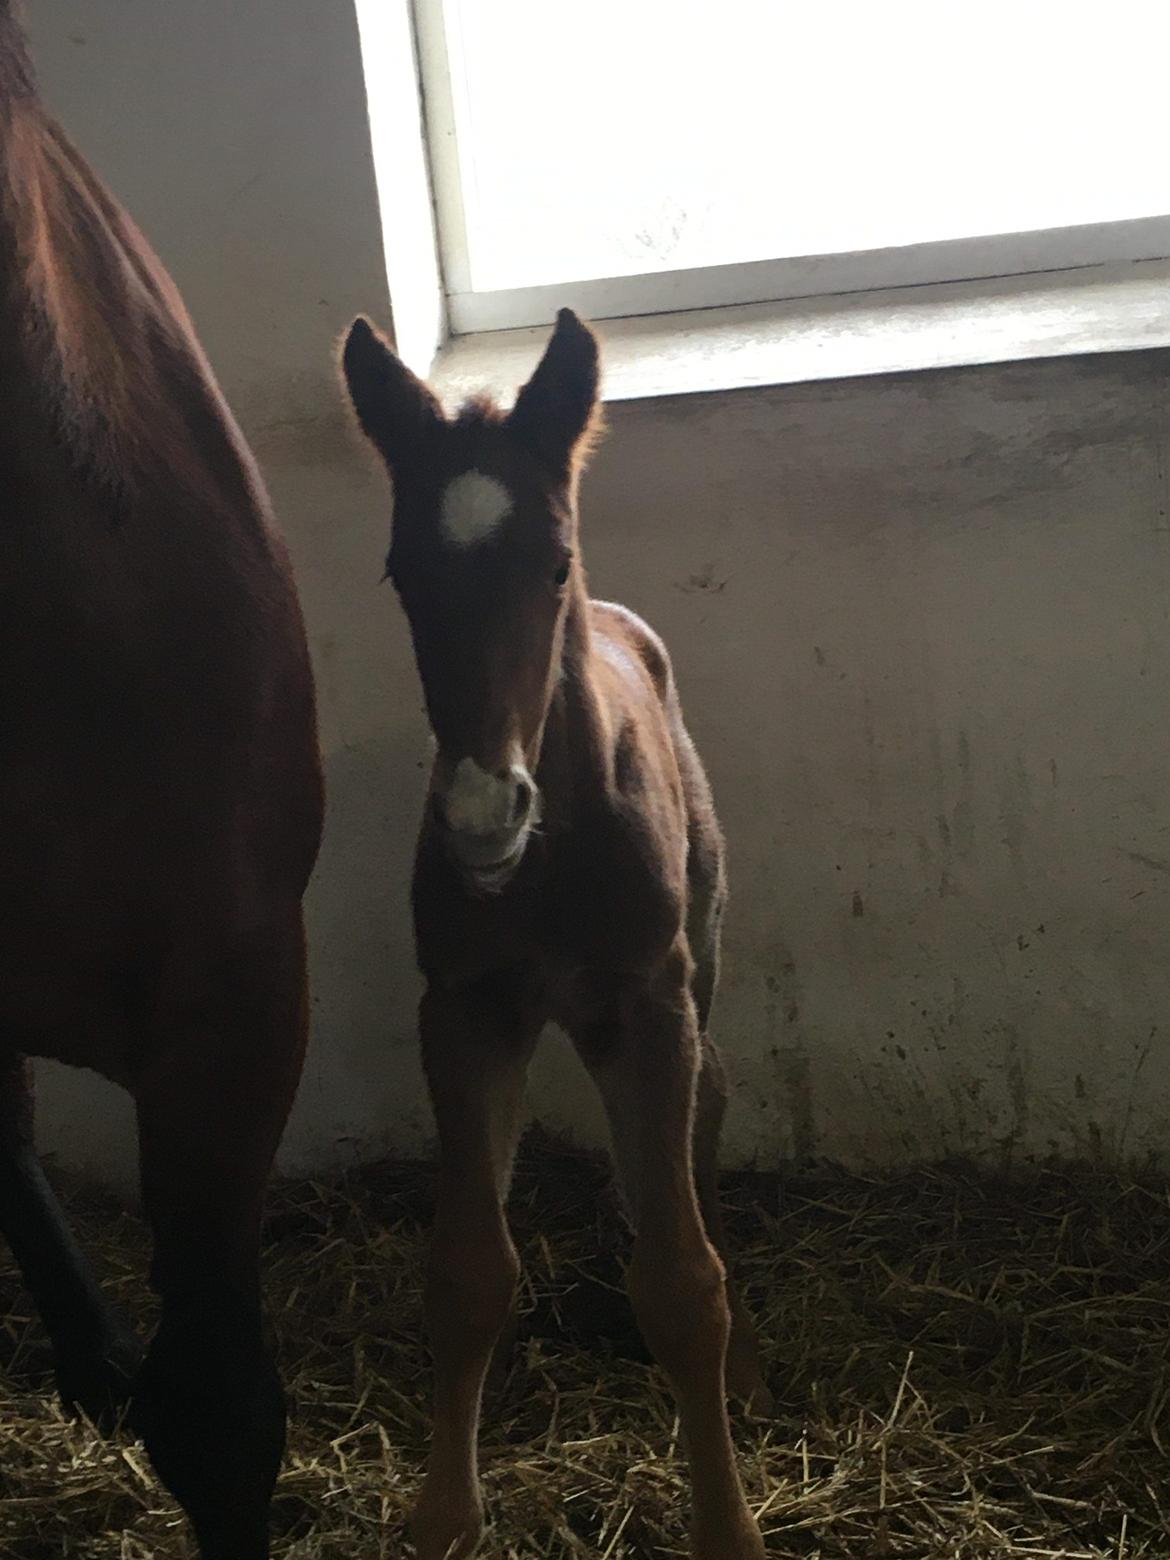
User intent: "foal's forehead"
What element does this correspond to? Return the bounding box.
[396,408,565,558]
[438,469,514,550]
[414,444,562,556]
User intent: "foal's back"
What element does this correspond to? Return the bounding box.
[0,26,319,1066]
[580,596,725,976]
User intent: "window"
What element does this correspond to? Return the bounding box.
[412,0,1170,337]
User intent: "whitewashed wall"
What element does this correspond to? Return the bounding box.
[25,4,1170,1189]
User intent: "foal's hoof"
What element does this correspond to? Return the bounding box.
[726,1342,775,1418]
[734,1375,776,1419]
[410,1492,483,1560]
[694,1512,768,1560]
[56,1327,143,1432]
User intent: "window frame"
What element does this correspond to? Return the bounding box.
[411,0,1170,339]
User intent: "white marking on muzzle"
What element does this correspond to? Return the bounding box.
[439,470,512,550]
[444,757,521,836]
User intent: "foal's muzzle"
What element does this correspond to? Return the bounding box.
[433,757,540,882]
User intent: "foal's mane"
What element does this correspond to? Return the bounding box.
[455,396,505,427]
[452,389,606,474]
[453,394,508,434]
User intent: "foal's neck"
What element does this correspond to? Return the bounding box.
[538,578,614,832]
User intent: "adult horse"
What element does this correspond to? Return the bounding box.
[0,8,322,1557]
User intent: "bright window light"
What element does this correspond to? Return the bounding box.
[412,0,1170,330]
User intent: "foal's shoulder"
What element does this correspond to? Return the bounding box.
[589,599,673,701]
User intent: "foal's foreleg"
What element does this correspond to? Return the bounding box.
[577,954,765,1560]
[0,1053,140,1426]
[411,981,537,1560]
[131,913,309,1560]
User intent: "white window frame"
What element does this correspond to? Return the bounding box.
[409,0,1170,341]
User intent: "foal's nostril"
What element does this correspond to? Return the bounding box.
[438,758,534,843]
[511,774,534,824]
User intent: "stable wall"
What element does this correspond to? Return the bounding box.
[24,4,1170,1189]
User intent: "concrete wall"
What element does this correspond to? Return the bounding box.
[24,5,1170,1189]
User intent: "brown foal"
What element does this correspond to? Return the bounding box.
[342,308,769,1558]
[0,10,321,1557]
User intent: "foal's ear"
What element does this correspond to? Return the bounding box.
[508,308,602,477]
[341,316,441,472]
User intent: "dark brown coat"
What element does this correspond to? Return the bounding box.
[0,12,321,1558]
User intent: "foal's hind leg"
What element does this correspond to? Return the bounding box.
[688,874,771,1413]
[130,913,308,1560]
[692,1039,772,1414]
[574,951,765,1560]
[411,979,538,1560]
[0,1053,141,1426]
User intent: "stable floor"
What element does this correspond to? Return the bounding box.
[1,1145,1167,1557]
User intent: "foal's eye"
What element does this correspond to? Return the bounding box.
[552,559,571,588]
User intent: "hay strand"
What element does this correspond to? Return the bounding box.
[3,1142,1169,1556]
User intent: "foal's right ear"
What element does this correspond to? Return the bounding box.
[341,316,441,472]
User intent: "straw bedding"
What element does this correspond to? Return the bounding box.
[2,1135,1168,1557]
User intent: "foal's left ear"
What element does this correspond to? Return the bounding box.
[508,308,602,477]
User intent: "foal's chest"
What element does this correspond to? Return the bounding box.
[414,822,685,994]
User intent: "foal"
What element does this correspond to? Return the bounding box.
[0,10,321,1557]
[343,308,769,1558]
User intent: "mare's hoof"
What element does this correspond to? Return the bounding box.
[56,1326,143,1432]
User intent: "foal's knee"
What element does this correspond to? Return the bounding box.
[427,1221,520,1350]
[628,1236,730,1381]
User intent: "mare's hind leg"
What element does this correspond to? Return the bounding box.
[574,950,766,1560]
[0,1052,141,1426]
[130,911,308,1560]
